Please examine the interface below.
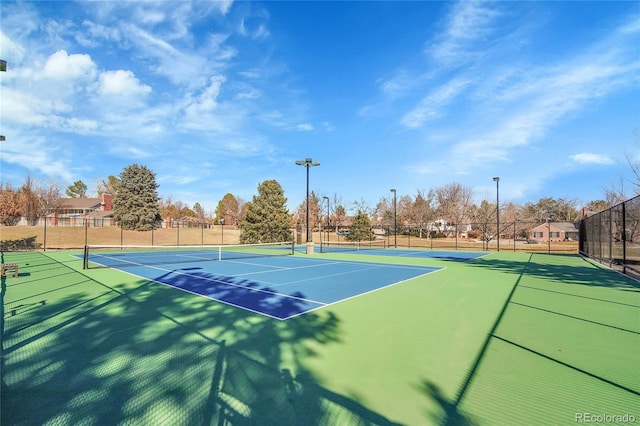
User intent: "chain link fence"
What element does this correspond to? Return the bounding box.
[2,216,582,254]
[379,220,578,254]
[579,194,640,280]
[0,216,240,250]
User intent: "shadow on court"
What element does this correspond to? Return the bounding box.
[152,267,316,320]
[433,253,640,425]
[2,252,413,425]
[468,253,640,290]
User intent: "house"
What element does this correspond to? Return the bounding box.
[56,193,112,216]
[51,194,113,226]
[529,221,579,242]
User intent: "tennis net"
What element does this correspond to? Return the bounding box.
[82,242,294,269]
[319,240,386,253]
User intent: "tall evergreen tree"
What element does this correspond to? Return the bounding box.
[347,210,375,241]
[113,164,162,231]
[240,180,293,243]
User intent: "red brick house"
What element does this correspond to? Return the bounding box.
[51,194,113,226]
[529,221,579,242]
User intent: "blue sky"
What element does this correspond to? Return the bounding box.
[1,1,638,215]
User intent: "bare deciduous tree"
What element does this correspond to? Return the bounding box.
[433,182,474,227]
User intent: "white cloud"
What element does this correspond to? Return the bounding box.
[239,17,270,40]
[445,13,639,168]
[0,132,73,181]
[116,22,233,87]
[1,87,72,126]
[182,75,228,128]
[0,30,26,64]
[321,121,335,131]
[98,70,152,98]
[570,153,615,165]
[63,118,99,134]
[429,1,502,65]
[401,78,471,128]
[76,21,122,48]
[43,50,97,82]
[296,123,313,131]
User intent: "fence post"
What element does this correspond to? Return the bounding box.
[622,201,626,275]
[483,223,486,251]
[455,224,458,250]
[599,213,603,261]
[43,215,47,251]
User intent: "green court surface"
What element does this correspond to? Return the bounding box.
[1,249,639,425]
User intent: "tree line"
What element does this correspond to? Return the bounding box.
[1,155,639,244]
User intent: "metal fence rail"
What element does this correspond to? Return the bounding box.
[579,194,640,279]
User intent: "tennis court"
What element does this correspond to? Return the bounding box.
[81,244,442,320]
[2,247,639,425]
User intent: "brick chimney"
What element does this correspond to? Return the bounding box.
[101,193,113,211]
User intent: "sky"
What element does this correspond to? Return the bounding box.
[1,1,639,215]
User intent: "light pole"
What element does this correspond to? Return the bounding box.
[390,188,397,248]
[323,196,330,242]
[1,60,6,142]
[296,158,320,253]
[493,177,500,251]
[546,214,555,254]
[220,218,224,245]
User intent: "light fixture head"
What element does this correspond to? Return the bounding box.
[295,158,320,167]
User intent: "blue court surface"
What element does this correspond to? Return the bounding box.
[85,252,441,320]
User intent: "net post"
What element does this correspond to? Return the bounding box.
[83,245,89,270]
[291,241,295,255]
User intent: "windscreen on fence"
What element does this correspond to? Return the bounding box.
[579,194,640,279]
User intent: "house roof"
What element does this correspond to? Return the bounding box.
[530,221,579,232]
[59,197,103,209]
[553,221,579,232]
[87,210,114,218]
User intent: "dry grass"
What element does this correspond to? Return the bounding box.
[0,225,241,249]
